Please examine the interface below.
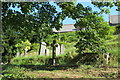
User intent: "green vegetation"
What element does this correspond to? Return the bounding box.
[10,33,119,66]
[2,1,120,79]
[105,34,120,66]
[3,33,118,79]
[11,56,50,65]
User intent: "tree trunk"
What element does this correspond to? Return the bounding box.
[60,44,61,54]
[38,42,41,55]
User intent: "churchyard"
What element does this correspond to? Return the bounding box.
[1,2,120,79]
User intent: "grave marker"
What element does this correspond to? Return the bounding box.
[49,40,59,65]
[45,49,49,56]
[40,42,47,56]
[56,44,60,55]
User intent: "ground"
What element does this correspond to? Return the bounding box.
[2,64,119,79]
[24,66,119,78]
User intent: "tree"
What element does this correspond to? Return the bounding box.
[2,25,18,64]
[74,15,115,54]
[91,1,120,11]
[2,2,65,63]
[56,2,116,54]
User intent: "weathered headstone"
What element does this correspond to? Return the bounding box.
[40,42,47,56]
[45,49,49,56]
[55,44,65,55]
[56,44,60,55]
[104,53,111,64]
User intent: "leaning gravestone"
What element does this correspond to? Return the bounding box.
[40,42,47,56]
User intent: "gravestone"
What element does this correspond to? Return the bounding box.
[45,49,49,56]
[55,44,65,55]
[60,44,64,54]
[40,42,47,56]
[104,53,111,64]
[56,44,60,55]
[40,42,50,56]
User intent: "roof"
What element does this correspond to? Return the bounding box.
[53,24,80,33]
[109,15,120,26]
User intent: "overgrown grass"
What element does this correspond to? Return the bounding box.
[2,64,119,79]
[11,55,51,65]
[106,34,120,66]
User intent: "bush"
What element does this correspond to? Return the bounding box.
[70,53,106,66]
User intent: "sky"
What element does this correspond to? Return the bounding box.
[10,1,119,24]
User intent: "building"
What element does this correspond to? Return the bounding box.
[109,15,120,26]
[53,24,80,33]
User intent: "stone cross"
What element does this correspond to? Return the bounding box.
[51,40,58,65]
[51,40,58,59]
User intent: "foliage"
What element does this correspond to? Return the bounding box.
[58,31,78,43]
[75,15,115,54]
[2,2,64,63]
[56,2,116,55]
[115,25,120,34]
[15,40,31,54]
[2,26,18,64]
[31,43,39,51]
[91,1,120,12]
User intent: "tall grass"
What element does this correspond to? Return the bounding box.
[106,34,120,66]
[11,55,51,65]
